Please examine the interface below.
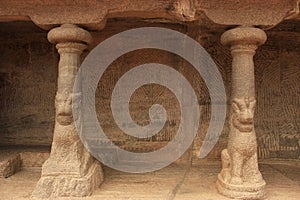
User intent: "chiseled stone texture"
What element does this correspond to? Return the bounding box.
[0,151,21,178]
[32,161,103,198]
[0,27,56,146]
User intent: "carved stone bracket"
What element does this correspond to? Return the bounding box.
[216,26,267,199]
[0,1,108,30]
[31,24,103,198]
[197,0,299,26]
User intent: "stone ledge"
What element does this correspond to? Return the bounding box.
[20,151,49,168]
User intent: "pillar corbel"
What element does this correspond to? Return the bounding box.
[217,26,267,199]
[32,24,103,198]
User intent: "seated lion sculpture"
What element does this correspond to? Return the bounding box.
[220,97,264,185]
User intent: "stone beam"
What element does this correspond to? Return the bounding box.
[0,0,182,30]
[0,0,299,30]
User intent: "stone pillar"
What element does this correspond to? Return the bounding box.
[216,26,267,199]
[32,24,103,198]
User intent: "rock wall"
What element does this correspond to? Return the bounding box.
[0,28,57,146]
[0,20,299,160]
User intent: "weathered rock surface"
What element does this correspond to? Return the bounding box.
[0,151,21,178]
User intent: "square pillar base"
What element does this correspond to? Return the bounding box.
[31,160,103,198]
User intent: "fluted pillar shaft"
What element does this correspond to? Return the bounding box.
[217,26,267,199]
[32,24,103,198]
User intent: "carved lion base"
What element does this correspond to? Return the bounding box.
[216,173,266,199]
[31,161,103,199]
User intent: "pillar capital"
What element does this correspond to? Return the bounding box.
[47,24,92,46]
[221,26,267,47]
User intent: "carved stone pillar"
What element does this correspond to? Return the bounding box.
[32,24,103,198]
[216,26,267,199]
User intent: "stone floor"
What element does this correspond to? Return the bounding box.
[0,159,299,200]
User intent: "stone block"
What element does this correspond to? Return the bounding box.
[0,151,21,178]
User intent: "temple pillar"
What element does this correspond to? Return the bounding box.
[32,24,103,198]
[216,26,267,199]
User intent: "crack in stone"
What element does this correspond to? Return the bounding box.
[167,164,191,200]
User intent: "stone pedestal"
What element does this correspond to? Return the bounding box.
[216,26,267,199]
[32,24,103,198]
